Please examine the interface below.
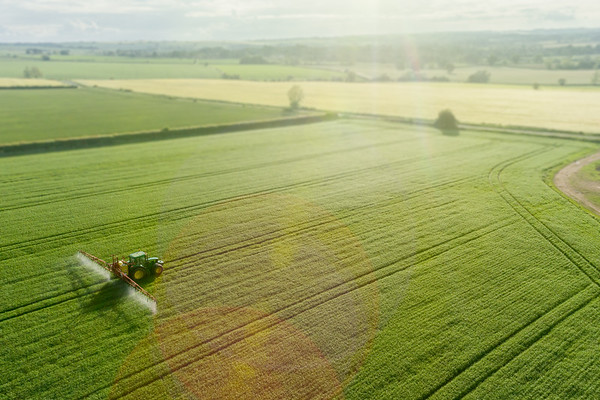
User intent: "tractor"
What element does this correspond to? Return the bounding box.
[78,250,164,304]
[123,251,164,281]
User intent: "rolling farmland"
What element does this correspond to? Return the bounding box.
[0,58,346,81]
[80,79,600,133]
[0,87,284,144]
[321,63,600,86]
[3,118,600,399]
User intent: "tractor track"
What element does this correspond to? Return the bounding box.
[2,134,425,211]
[2,206,502,383]
[418,145,600,399]
[0,178,470,319]
[488,145,600,286]
[0,119,391,187]
[158,217,525,342]
[7,225,524,396]
[3,122,439,206]
[80,218,516,400]
[444,287,599,399]
[1,141,491,258]
[421,285,599,400]
[166,178,469,266]
[165,197,461,284]
[0,280,109,323]
[1,169,475,289]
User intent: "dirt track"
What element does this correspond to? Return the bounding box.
[554,150,600,216]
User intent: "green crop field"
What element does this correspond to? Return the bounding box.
[80,79,600,134]
[0,58,345,81]
[0,87,284,144]
[3,118,600,399]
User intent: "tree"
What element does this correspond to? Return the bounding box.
[23,66,43,78]
[558,78,566,86]
[434,109,459,133]
[467,70,490,83]
[239,55,268,65]
[487,54,499,66]
[288,85,304,109]
[592,71,600,86]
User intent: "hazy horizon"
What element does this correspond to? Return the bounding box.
[2,0,600,43]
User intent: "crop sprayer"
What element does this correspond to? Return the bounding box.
[78,250,163,304]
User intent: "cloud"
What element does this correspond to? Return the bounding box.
[0,0,599,41]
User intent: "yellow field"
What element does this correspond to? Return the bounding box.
[79,79,600,133]
[0,78,69,87]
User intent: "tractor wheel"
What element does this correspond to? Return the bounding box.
[153,264,163,277]
[131,267,146,281]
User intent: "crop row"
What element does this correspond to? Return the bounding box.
[4,120,600,399]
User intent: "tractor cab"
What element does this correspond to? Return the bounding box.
[129,251,148,266]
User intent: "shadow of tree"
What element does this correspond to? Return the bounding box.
[440,129,460,136]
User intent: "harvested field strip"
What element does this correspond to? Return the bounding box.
[81,79,600,133]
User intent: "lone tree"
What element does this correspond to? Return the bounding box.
[23,66,43,78]
[593,71,600,86]
[434,109,459,133]
[288,85,304,109]
[467,70,490,83]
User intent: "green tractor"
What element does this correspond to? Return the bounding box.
[122,251,164,281]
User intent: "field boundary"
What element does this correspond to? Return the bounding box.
[338,112,600,143]
[0,112,337,157]
[0,85,77,90]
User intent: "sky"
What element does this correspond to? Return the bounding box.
[1,0,600,42]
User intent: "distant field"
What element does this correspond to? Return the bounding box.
[0,87,283,144]
[4,119,600,398]
[326,63,600,85]
[12,55,240,65]
[81,79,600,133]
[0,78,70,88]
[215,64,345,81]
[0,58,345,81]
